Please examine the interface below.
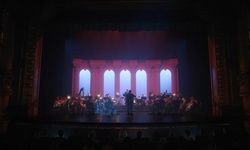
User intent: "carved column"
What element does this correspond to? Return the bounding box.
[152,66,160,94]
[237,8,250,135]
[72,65,81,97]
[115,69,121,94]
[0,8,14,116]
[91,66,99,97]
[72,65,76,96]
[129,60,138,95]
[170,65,178,94]
[113,60,122,94]
[239,72,250,116]
[90,60,105,97]
[32,37,43,116]
[99,68,104,96]
[240,72,250,137]
[0,71,13,116]
[145,60,162,95]
[207,12,232,117]
[146,67,153,96]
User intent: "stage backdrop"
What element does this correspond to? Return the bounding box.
[40,29,211,115]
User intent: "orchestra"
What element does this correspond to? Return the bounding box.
[52,89,201,115]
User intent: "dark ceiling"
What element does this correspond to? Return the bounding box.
[39,0,206,24]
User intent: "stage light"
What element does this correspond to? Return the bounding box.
[67,96,71,100]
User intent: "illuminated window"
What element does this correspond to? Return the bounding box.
[136,70,147,97]
[79,69,91,96]
[160,69,171,93]
[104,70,115,98]
[120,70,131,95]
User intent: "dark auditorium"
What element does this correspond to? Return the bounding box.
[0,0,250,149]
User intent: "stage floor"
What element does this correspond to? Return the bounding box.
[4,107,249,150]
[37,105,212,124]
[10,105,243,132]
[36,113,211,124]
[23,111,234,127]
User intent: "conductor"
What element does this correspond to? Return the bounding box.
[125,90,136,115]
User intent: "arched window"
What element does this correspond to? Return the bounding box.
[79,69,91,96]
[136,70,147,98]
[104,70,115,98]
[120,70,131,95]
[160,69,172,93]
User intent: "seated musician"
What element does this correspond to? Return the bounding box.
[105,93,109,97]
[136,96,142,106]
[185,96,199,112]
[147,91,155,106]
[141,94,147,100]
[83,94,95,114]
[141,94,147,106]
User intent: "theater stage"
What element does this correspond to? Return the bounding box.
[15,107,238,128]
[6,106,245,143]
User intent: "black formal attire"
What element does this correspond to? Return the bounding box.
[125,91,136,115]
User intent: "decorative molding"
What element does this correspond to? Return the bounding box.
[239,71,250,96]
[73,59,90,69]
[112,60,122,68]
[129,60,138,68]
[89,60,106,68]
[145,60,161,68]
[0,70,13,96]
[20,23,39,111]
[208,9,235,116]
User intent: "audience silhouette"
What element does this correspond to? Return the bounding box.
[0,122,249,150]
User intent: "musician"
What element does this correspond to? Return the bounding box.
[103,93,113,110]
[141,94,147,106]
[123,89,129,97]
[124,90,136,115]
[53,97,61,108]
[123,89,129,105]
[179,97,188,114]
[83,94,95,114]
[78,87,84,98]
[147,91,155,106]
[135,94,146,106]
[105,93,110,97]
[185,96,199,113]
[141,94,146,99]
[70,97,84,115]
